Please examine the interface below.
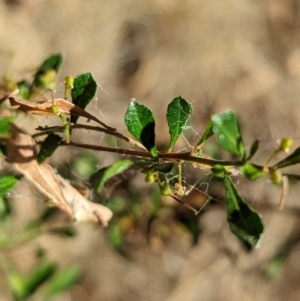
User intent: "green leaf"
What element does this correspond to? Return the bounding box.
[272,146,300,169]
[18,261,57,300]
[44,265,81,298]
[17,80,30,100]
[30,53,63,95]
[211,110,245,157]
[240,163,263,180]
[154,162,174,173]
[125,100,157,156]
[90,160,134,192]
[211,164,229,179]
[37,134,62,164]
[194,121,213,155]
[166,96,193,151]
[0,175,18,197]
[8,271,27,301]
[223,174,265,250]
[70,152,99,179]
[0,197,11,219]
[0,116,14,135]
[246,140,259,161]
[71,72,98,124]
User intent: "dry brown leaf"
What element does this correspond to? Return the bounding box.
[9,96,114,129]
[57,175,113,225]
[6,124,113,225]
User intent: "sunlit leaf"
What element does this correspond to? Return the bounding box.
[90,160,134,192]
[240,163,263,180]
[0,175,18,197]
[71,72,98,124]
[125,100,157,156]
[8,271,27,301]
[223,174,265,250]
[166,96,193,151]
[211,110,245,157]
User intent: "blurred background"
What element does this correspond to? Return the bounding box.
[1,0,300,300]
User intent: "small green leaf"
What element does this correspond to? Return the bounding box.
[23,261,57,299]
[240,163,263,180]
[37,134,62,164]
[272,146,300,169]
[166,96,193,151]
[211,164,229,179]
[71,72,98,124]
[30,53,63,95]
[223,174,265,250]
[246,140,259,161]
[0,116,14,135]
[8,272,27,301]
[125,100,157,156]
[90,160,134,192]
[44,265,81,298]
[0,197,11,219]
[211,110,245,157]
[17,80,30,100]
[71,152,99,179]
[194,121,214,155]
[0,175,18,197]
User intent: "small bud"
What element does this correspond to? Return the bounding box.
[270,170,282,184]
[64,76,74,89]
[160,184,172,196]
[38,69,57,89]
[277,138,293,153]
[145,171,156,183]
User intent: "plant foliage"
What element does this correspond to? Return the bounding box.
[1,53,300,299]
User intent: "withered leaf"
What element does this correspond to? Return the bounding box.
[9,96,114,130]
[6,124,113,225]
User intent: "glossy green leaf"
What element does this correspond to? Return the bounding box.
[211,110,245,157]
[71,72,98,124]
[30,53,63,95]
[0,116,14,135]
[272,146,300,169]
[0,175,18,197]
[223,174,265,250]
[166,96,193,151]
[240,163,263,180]
[37,134,62,164]
[125,100,157,156]
[44,265,81,298]
[90,160,134,192]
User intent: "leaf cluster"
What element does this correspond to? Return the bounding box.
[2,53,300,254]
